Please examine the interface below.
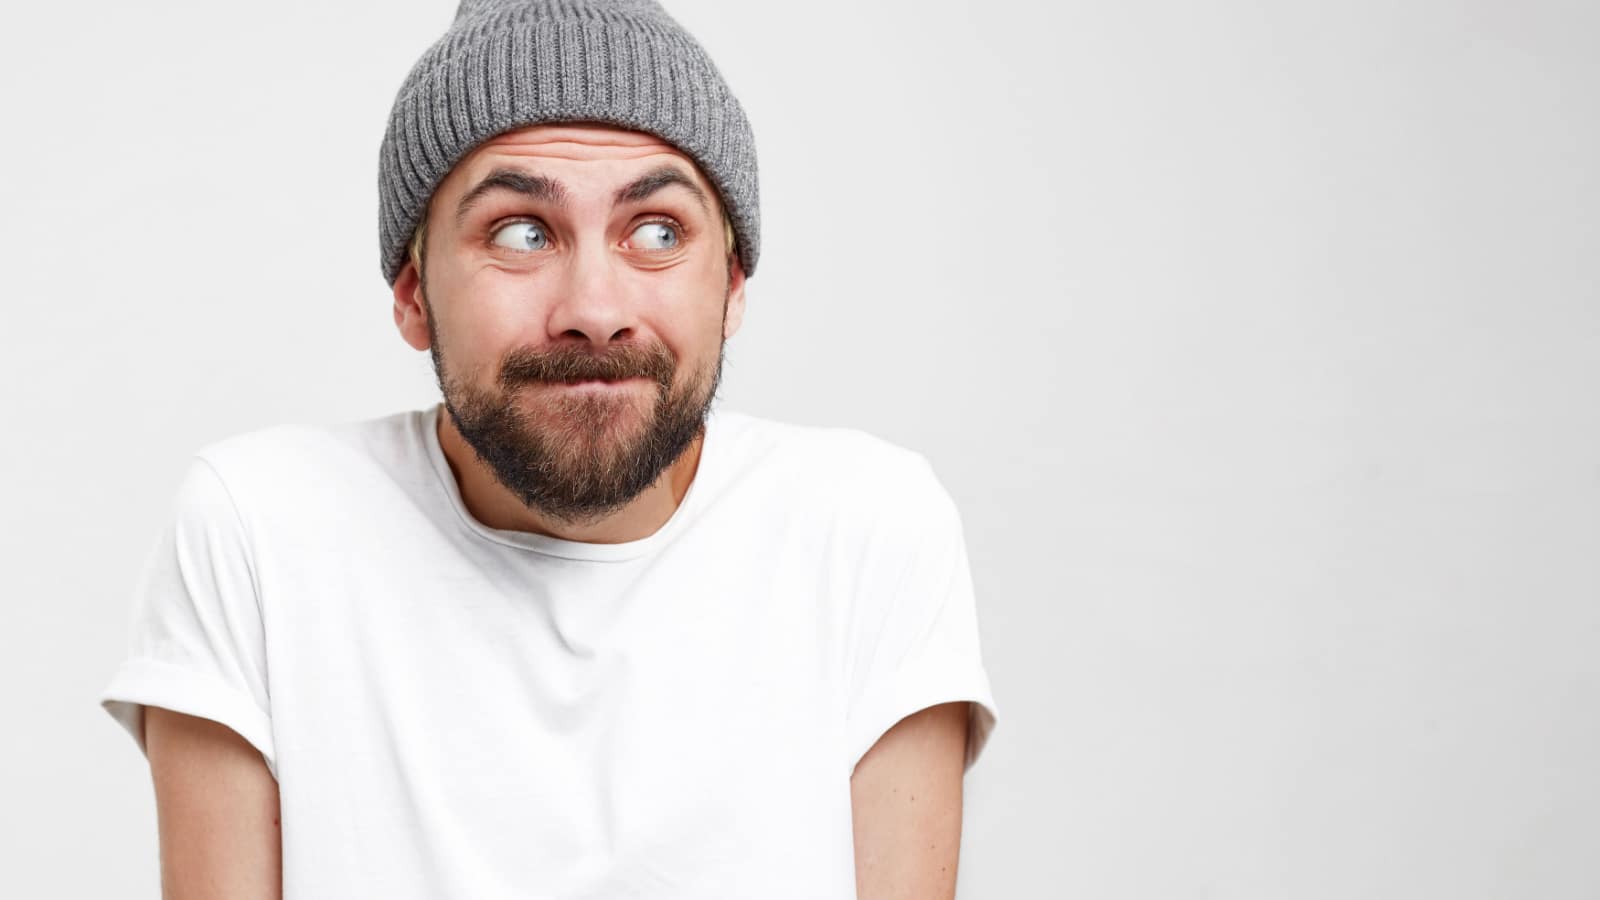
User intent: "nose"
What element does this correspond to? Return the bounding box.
[544,236,637,349]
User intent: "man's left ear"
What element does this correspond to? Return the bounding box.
[723,254,748,340]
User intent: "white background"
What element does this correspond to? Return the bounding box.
[4,0,1597,897]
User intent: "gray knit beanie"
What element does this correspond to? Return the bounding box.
[377,0,760,287]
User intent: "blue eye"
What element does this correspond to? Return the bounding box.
[490,221,550,252]
[630,221,680,250]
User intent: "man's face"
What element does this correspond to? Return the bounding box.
[393,121,747,526]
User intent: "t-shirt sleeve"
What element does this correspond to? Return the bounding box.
[98,455,277,780]
[843,454,999,778]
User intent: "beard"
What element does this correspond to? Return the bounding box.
[422,297,726,528]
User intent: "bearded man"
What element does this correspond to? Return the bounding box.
[100,2,999,897]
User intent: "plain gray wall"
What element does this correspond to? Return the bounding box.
[3,0,1596,897]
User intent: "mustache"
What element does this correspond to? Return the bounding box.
[500,341,676,386]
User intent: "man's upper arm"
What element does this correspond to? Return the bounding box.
[849,700,970,900]
[145,705,282,900]
[99,455,284,894]
[840,453,999,781]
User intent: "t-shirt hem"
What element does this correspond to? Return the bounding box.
[845,660,999,778]
[99,656,279,781]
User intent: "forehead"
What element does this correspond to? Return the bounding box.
[441,121,710,196]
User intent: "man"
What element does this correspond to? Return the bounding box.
[99,1,999,897]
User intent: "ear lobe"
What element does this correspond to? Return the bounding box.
[392,261,432,352]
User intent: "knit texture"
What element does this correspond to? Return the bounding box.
[377,0,760,287]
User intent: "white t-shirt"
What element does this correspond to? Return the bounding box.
[99,401,999,898]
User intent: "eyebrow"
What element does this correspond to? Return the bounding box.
[453,163,711,228]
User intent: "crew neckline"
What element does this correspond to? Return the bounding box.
[418,401,720,562]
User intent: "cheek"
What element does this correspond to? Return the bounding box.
[429,288,530,376]
[664,305,728,377]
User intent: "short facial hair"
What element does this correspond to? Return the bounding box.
[420,282,727,528]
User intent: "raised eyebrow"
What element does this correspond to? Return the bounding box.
[453,163,711,229]
[614,165,711,216]
[454,168,570,228]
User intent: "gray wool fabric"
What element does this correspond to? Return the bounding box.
[377,0,760,287]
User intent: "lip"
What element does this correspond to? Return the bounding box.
[547,377,646,391]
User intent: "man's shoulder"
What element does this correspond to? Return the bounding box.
[714,406,949,518]
[188,406,425,499]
